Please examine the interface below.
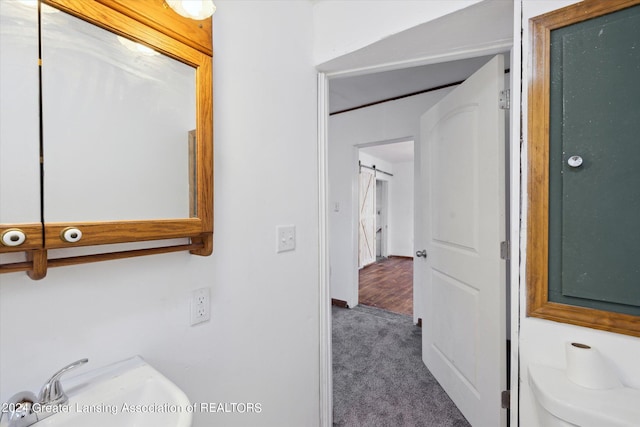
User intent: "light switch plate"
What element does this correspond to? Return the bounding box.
[276,225,296,253]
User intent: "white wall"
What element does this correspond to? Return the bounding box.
[518,1,640,426]
[312,0,482,65]
[359,151,393,178]
[0,2,319,427]
[388,160,414,257]
[328,87,453,309]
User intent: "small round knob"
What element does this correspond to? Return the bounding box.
[1,228,26,247]
[61,227,82,243]
[567,155,583,168]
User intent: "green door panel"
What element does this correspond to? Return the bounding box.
[548,5,640,315]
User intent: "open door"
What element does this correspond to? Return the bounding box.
[417,55,506,427]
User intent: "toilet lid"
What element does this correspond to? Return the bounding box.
[529,364,640,427]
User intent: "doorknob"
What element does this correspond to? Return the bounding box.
[416,249,427,259]
[567,155,583,168]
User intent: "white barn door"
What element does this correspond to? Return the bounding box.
[358,167,376,268]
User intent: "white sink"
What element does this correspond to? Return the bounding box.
[35,356,192,427]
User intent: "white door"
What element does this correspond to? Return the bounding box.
[418,55,506,427]
[359,167,376,268]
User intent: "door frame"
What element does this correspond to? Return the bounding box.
[317,33,522,427]
[375,178,389,260]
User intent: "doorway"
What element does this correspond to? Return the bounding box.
[357,142,414,316]
[318,3,517,426]
[375,179,387,261]
[324,56,512,427]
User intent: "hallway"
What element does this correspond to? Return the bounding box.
[332,304,469,426]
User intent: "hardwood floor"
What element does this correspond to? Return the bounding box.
[358,256,413,316]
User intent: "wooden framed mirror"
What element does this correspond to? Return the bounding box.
[527,0,640,336]
[0,0,213,279]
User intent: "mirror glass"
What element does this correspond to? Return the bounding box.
[0,1,41,224]
[41,3,196,222]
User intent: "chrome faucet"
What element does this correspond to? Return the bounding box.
[0,359,88,427]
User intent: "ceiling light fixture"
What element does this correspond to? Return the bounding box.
[165,0,216,20]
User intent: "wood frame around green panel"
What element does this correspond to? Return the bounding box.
[527,0,640,337]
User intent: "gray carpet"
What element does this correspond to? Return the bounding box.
[332,305,471,427]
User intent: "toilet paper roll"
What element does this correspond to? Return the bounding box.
[565,342,622,390]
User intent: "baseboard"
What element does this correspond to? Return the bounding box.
[388,255,414,260]
[331,298,349,308]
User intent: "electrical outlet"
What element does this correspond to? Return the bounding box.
[190,287,210,326]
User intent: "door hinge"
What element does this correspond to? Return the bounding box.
[500,241,510,260]
[499,89,510,110]
[501,390,510,409]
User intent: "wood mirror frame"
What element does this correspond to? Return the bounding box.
[527,0,640,337]
[0,0,213,279]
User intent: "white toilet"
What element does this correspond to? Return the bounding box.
[529,363,640,427]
